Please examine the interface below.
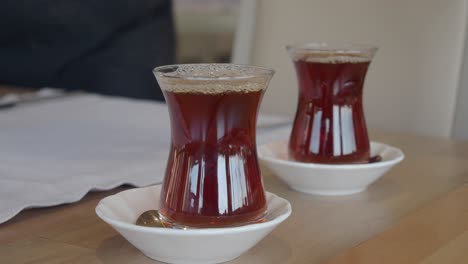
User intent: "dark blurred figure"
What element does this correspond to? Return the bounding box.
[0,0,175,101]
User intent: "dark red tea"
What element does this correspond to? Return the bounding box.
[160,89,267,227]
[289,56,371,164]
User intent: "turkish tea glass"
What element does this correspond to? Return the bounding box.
[153,64,274,227]
[287,43,377,164]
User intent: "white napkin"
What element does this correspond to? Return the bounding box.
[0,93,290,224]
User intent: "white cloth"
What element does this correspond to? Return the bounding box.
[0,94,290,224]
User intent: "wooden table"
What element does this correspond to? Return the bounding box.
[1,87,468,263]
[0,85,32,95]
[327,184,468,264]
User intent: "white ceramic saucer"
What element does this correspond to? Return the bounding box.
[95,185,291,264]
[258,140,404,195]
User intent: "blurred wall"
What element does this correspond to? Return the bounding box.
[452,12,468,140]
[251,0,466,138]
[174,0,239,63]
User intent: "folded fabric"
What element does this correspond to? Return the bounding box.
[0,93,290,224]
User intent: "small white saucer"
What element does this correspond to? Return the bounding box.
[258,140,404,195]
[95,185,291,264]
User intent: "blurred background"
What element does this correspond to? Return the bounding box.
[175,0,468,141]
[1,0,467,139]
[174,0,240,63]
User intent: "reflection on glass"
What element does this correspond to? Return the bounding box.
[154,64,273,227]
[287,43,377,164]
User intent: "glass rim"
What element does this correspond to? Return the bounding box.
[286,42,378,54]
[153,63,275,81]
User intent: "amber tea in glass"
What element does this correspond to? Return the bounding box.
[287,43,377,164]
[153,64,274,227]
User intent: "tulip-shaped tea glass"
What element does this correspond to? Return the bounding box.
[154,64,274,228]
[287,43,377,164]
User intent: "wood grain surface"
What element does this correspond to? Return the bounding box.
[327,184,468,264]
[1,87,467,263]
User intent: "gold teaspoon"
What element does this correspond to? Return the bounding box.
[136,210,167,228]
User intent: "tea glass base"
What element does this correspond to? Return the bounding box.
[288,151,371,164]
[158,210,267,229]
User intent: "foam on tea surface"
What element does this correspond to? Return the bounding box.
[154,64,274,94]
[302,54,371,64]
[287,44,377,64]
